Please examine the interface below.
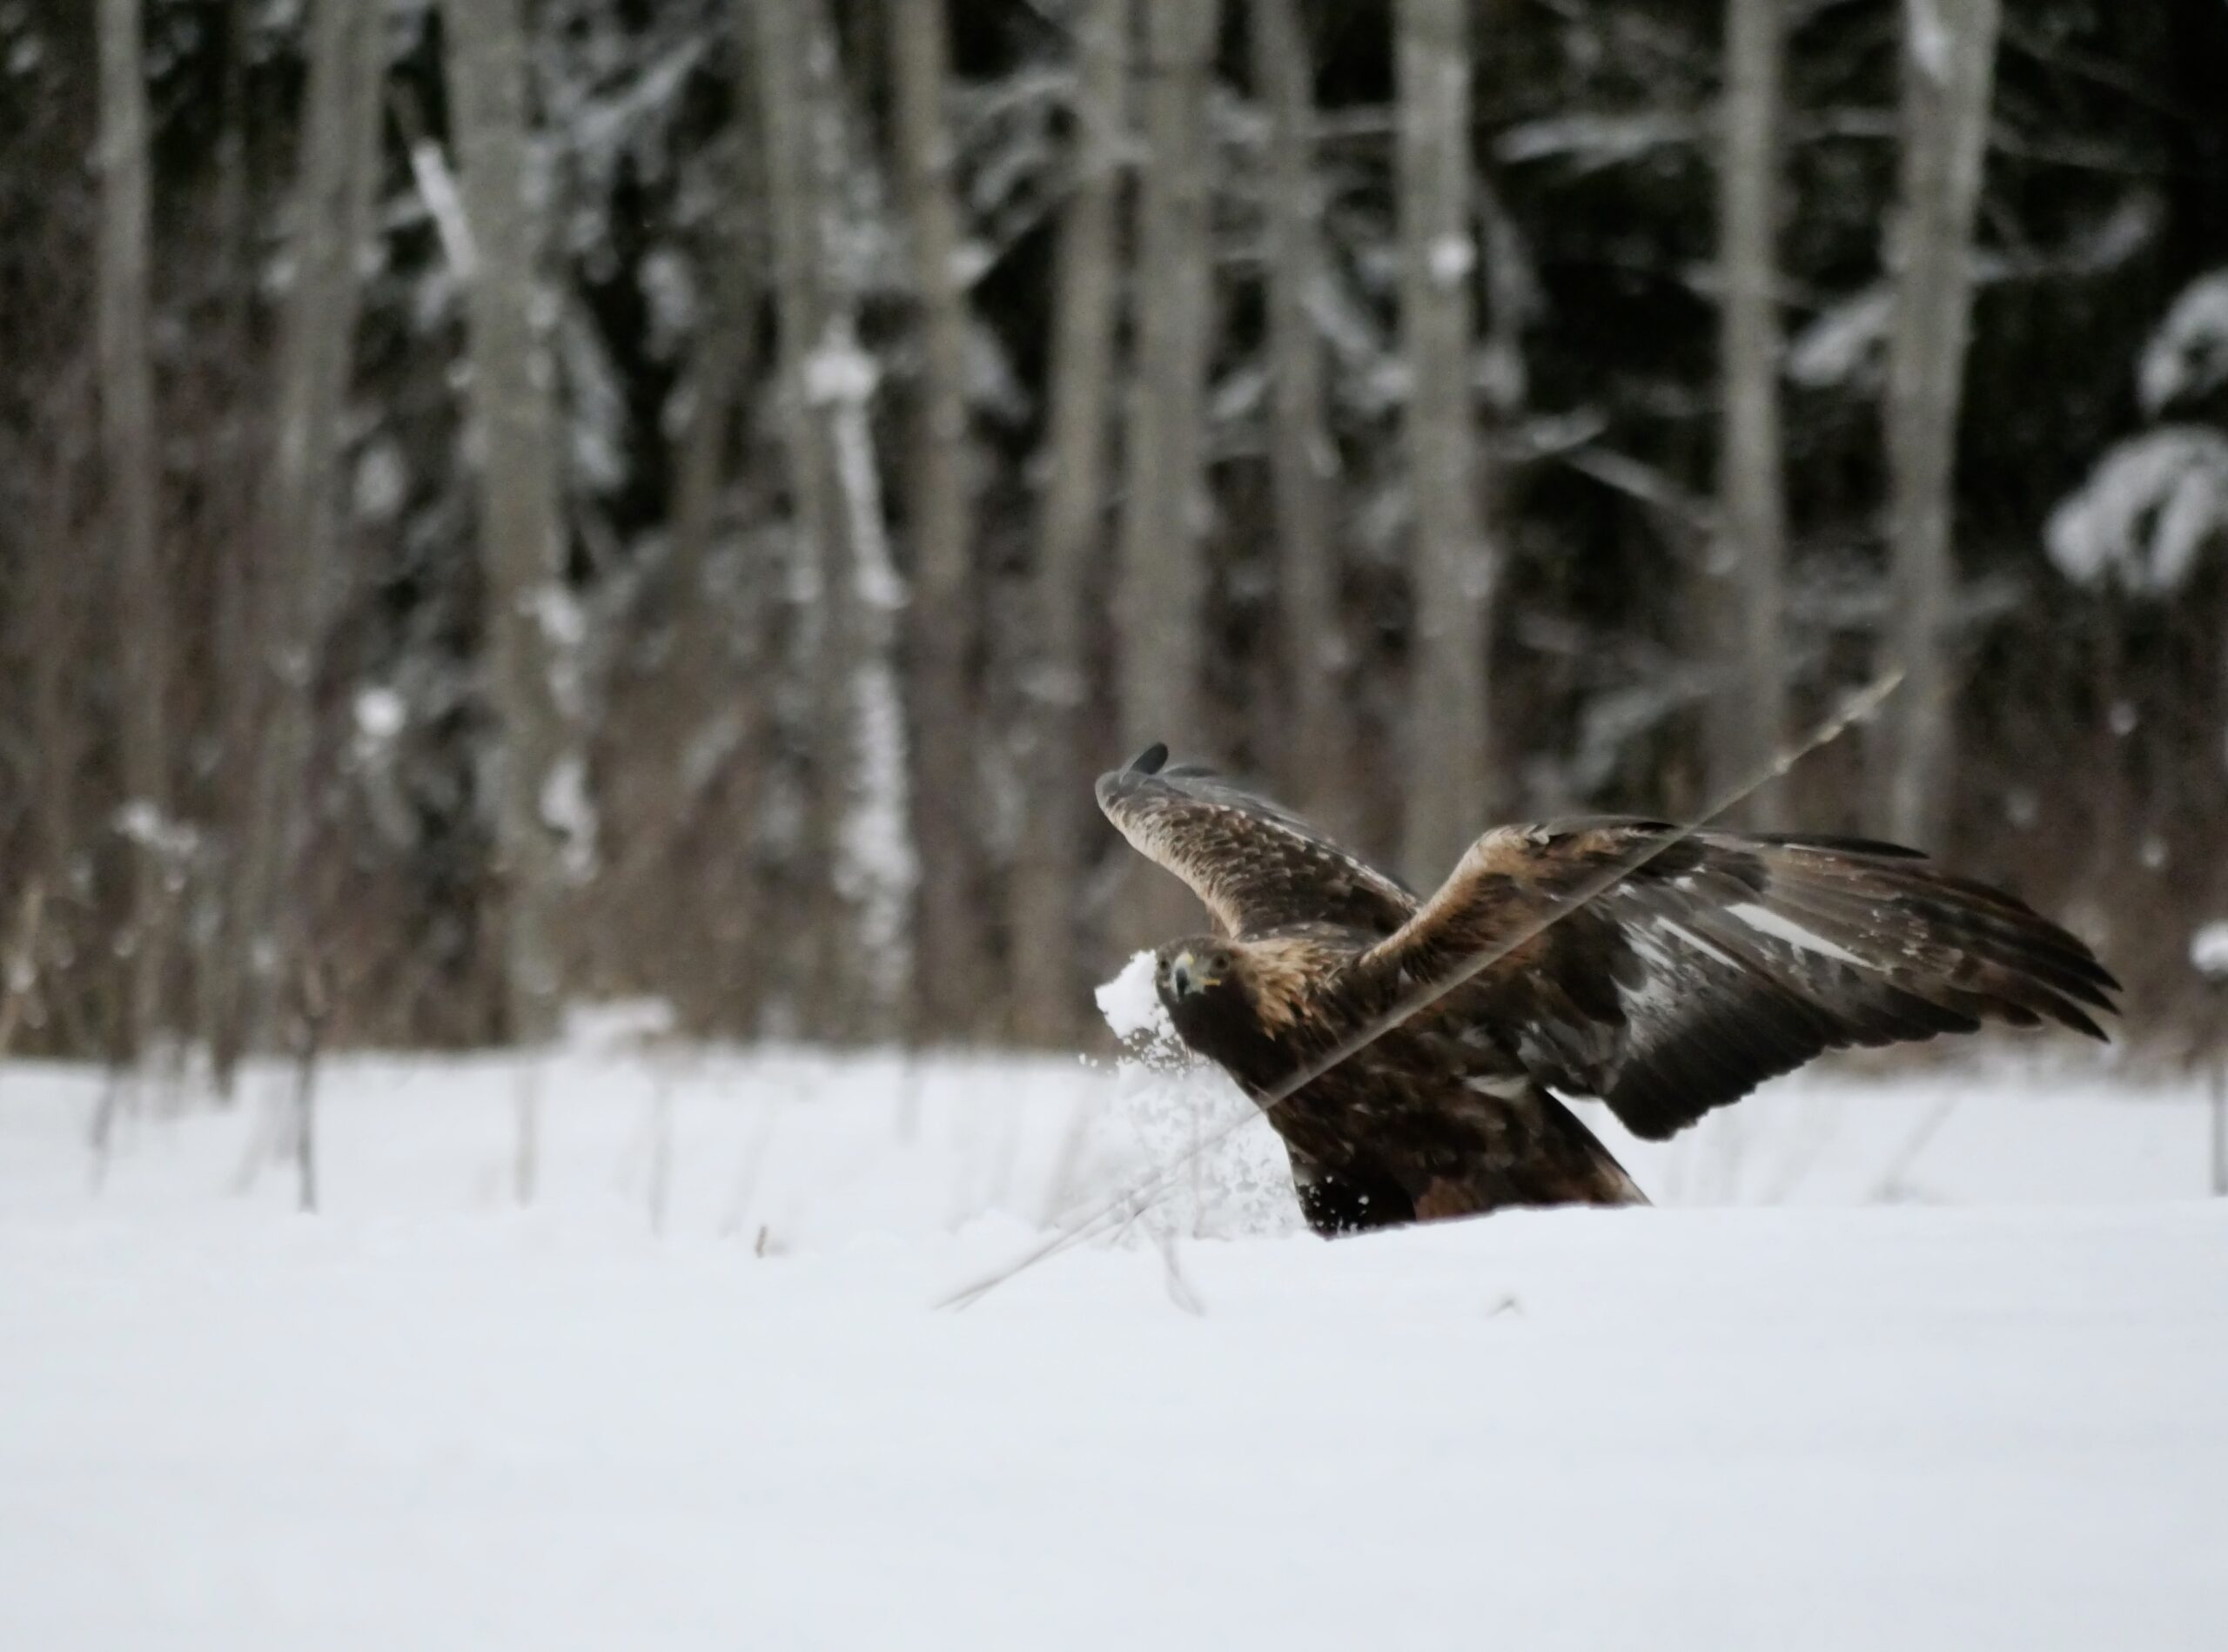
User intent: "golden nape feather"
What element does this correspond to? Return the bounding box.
[1099,748,2119,1236]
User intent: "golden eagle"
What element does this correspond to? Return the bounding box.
[1097,745,2118,1237]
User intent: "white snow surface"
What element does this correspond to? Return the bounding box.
[4,1023,2225,1649]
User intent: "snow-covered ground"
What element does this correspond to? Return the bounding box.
[4,986,2225,1649]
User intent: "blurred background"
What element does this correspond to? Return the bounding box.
[2,0,2225,1081]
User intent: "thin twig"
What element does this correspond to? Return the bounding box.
[941,668,1904,1309]
[0,880,46,1065]
[291,953,330,1214]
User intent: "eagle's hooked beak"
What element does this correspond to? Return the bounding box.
[1168,950,1219,997]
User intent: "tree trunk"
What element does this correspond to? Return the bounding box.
[648,95,769,1030]
[444,0,573,1044]
[1706,0,1790,826]
[28,378,95,950]
[1115,0,1217,947]
[753,0,843,1033]
[754,0,915,1038]
[1396,0,1493,884]
[218,0,388,1080]
[1880,0,2000,849]
[96,0,168,1058]
[893,0,990,1041]
[1253,0,1349,827]
[1011,0,1129,1045]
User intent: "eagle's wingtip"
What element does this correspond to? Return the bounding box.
[1094,743,1169,814]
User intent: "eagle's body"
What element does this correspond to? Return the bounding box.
[1097,746,2118,1237]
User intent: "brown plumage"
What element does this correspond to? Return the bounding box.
[1097,744,2119,1238]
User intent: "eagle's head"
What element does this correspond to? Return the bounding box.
[1156,937,1239,1014]
[1153,936,1308,1085]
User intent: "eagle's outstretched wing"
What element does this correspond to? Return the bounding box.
[1358,819,2118,1140]
[1095,746,1416,939]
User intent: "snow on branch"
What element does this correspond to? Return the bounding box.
[2191,922,2228,981]
[2139,268,2228,417]
[2045,426,2228,594]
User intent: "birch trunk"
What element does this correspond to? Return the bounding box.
[444,0,572,1043]
[1881,0,2000,849]
[1253,0,1348,824]
[219,0,388,1076]
[894,0,990,1039]
[1396,0,1493,883]
[1706,0,1790,825]
[1010,0,1128,1044]
[754,0,914,1038]
[97,0,167,1056]
[1115,0,1217,945]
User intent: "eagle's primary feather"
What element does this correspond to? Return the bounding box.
[1097,748,2119,1237]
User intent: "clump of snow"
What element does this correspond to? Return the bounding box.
[403,134,474,278]
[1907,0,1953,83]
[527,578,587,651]
[111,801,201,868]
[1426,232,1476,288]
[539,754,600,883]
[803,331,880,406]
[1095,949,1171,1044]
[352,439,408,523]
[2045,426,2228,594]
[637,245,697,359]
[557,303,628,495]
[2191,923,2228,979]
[1787,286,1892,389]
[352,684,407,743]
[1493,111,1699,171]
[2139,267,2228,416]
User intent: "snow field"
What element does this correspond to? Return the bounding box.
[3,981,2225,1650]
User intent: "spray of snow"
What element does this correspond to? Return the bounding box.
[2045,426,2228,594]
[2191,923,2228,980]
[1089,951,1301,1240]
